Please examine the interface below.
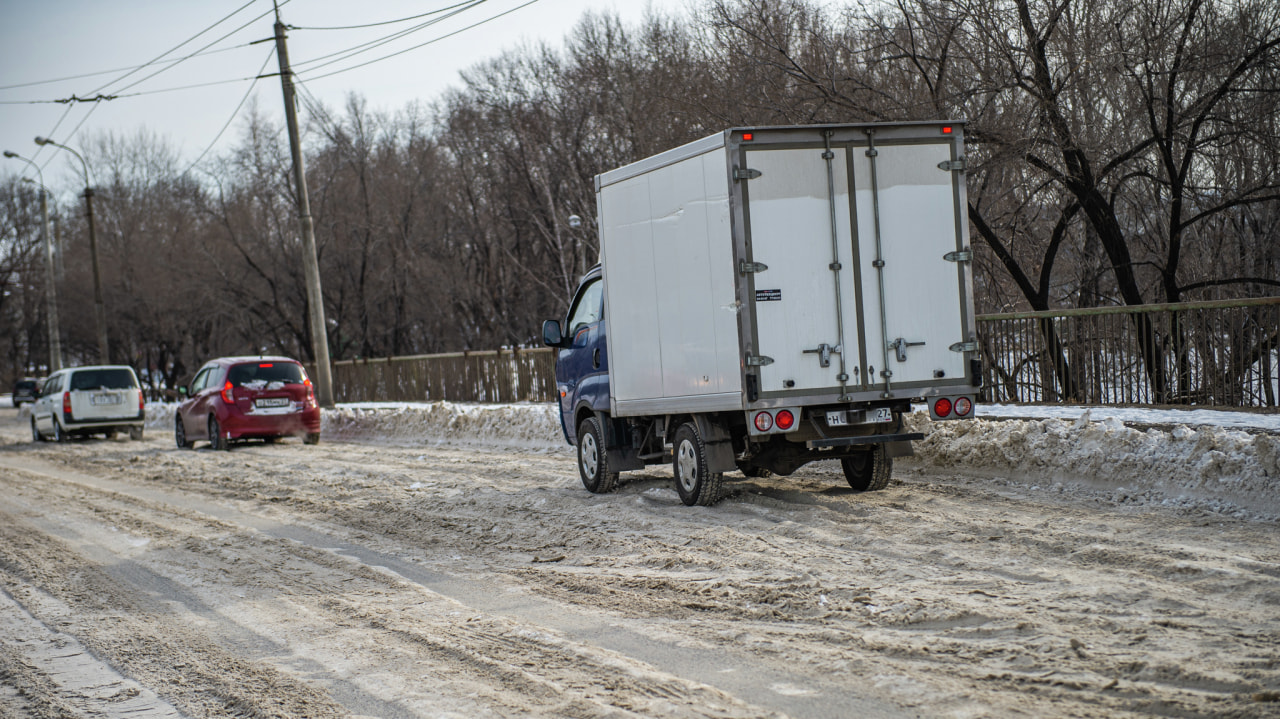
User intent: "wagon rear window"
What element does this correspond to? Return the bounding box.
[69,369,137,391]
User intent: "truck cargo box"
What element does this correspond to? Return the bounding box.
[595,123,977,418]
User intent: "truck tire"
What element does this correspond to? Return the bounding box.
[673,422,724,506]
[842,445,892,492]
[577,416,618,494]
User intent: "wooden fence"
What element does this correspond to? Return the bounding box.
[330,348,557,404]
[327,298,1279,410]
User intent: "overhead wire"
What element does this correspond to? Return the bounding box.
[28,0,272,170]
[0,43,258,92]
[298,0,540,83]
[288,1,480,31]
[182,46,277,177]
[290,0,486,73]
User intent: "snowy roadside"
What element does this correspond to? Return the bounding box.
[139,399,1279,519]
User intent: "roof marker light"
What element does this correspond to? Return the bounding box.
[942,126,953,134]
[742,132,754,141]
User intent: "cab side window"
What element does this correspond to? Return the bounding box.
[566,279,604,335]
[43,375,62,395]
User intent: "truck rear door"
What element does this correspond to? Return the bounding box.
[740,128,970,401]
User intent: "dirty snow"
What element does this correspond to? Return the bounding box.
[141,399,1280,518]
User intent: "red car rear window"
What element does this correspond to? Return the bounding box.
[226,362,306,388]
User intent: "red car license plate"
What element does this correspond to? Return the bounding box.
[255,398,290,408]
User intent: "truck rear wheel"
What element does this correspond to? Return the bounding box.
[673,422,724,506]
[577,416,618,494]
[842,445,892,492]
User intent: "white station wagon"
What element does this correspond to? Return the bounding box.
[31,365,146,442]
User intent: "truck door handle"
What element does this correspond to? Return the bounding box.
[888,338,926,362]
[592,348,600,369]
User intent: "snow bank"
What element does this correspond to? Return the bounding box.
[143,400,1278,516]
[904,410,1280,516]
[323,401,566,452]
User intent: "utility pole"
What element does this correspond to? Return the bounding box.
[4,151,63,372]
[34,137,108,363]
[272,2,334,407]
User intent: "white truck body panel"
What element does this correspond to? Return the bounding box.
[599,137,743,416]
[597,123,975,418]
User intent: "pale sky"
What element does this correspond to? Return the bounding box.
[0,0,693,190]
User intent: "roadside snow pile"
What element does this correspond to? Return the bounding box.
[904,410,1280,515]
[323,401,565,451]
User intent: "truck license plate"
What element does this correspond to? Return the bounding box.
[827,408,893,426]
[91,393,121,406]
[255,398,290,408]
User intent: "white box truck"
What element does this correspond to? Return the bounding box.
[541,122,979,505]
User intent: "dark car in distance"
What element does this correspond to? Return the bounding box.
[175,356,320,450]
[12,378,40,406]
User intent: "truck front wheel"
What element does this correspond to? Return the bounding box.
[841,445,892,491]
[673,422,724,506]
[577,416,618,494]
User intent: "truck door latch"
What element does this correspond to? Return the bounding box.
[937,157,967,172]
[888,338,925,362]
[943,249,973,262]
[950,341,979,353]
[733,167,762,181]
[803,343,841,368]
[738,261,769,275]
[746,354,774,367]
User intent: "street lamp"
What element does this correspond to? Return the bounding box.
[34,136,108,363]
[4,150,63,372]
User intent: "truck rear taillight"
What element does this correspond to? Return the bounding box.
[775,409,795,431]
[954,397,972,416]
[62,391,71,417]
[754,411,773,432]
[933,397,952,417]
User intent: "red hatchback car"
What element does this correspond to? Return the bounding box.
[175,356,320,450]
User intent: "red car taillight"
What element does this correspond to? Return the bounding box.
[221,381,234,403]
[62,391,72,417]
[304,377,316,407]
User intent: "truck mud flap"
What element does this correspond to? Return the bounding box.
[805,432,923,450]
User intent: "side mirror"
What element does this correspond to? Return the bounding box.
[541,319,564,347]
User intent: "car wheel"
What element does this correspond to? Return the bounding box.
[303,433,320,445]
[53,418,68,443]
[129,426,144,441]
[208,415,229,451]
[673,422,724,506]
[841,445,892,492]
[31,417,45,443]
[576,415,618,494]
[175,416,193,449]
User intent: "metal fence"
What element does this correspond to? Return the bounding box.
[977,297,1279,408]
[325,298,1279,410]
[330,348,557,404]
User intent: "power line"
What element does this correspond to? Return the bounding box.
[298,0,540,83]
[182,47,277,176]
[86,0,262,96]
[28,0,270,167]
[290,0,486,72]
[0,43,258,92]
[289,1,480,30]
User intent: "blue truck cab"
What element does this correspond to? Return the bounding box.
[541,265,609,448]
